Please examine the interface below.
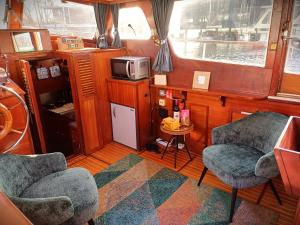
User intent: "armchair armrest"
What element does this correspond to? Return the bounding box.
[10,196,74,225]
[23,152,67,181]
[255,151,279,179]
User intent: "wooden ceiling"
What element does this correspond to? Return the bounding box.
[68,0,140,4]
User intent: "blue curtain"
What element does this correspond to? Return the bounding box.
[94,3,109,49]
[151,0,174,73]
[111,4,122,48]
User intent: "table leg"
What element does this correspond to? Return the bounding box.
[294,198,300,225]
[174,136,179,168]
[184,140,192,160]
[161,136,174,159]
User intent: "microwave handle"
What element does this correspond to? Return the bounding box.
[126,61,130,78]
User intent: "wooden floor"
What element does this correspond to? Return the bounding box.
[68,142,298,225]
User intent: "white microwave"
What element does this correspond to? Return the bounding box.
[111,56,150,80]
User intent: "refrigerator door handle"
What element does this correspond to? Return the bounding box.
[113,107,116,118]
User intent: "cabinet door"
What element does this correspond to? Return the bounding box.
[19,60,46,153]
[107,81,137,108]
[72,54,103,154]
[186,102,209,154]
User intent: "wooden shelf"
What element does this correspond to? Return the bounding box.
[150,84,267,100]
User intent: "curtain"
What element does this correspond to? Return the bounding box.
[111,4,122,48]
[94,3,109,49]
[151,0,174,73]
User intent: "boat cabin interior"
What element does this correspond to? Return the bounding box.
[1,0,300,224]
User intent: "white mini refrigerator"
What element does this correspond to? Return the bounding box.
[111,103,137,149]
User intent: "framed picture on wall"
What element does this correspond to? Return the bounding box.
[192,71,211,90]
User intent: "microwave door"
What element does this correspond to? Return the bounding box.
[112,59,130,79]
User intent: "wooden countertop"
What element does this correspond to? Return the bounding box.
[107,78,150,86]
[150,84,267,100]
[0,192,32,225]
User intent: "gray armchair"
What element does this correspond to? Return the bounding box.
[197,112,288,222]
[0,152,98,225]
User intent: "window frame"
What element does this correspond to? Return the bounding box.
[111,6,152,40]
[21,0,97,39]
[168,0,275,68]
[272,0,300,96]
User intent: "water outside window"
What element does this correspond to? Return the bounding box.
[22,0,97,39]
[169,0,273,67]
[284,0,300,75]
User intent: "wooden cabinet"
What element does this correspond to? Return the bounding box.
[107,79,151,150]
[0,81,34,155]
[54,48,127,154]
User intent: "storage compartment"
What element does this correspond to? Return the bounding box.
[20,58,80,156]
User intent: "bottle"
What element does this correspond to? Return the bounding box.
[173,100,180,122]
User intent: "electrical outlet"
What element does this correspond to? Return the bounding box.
[159,98,166,106]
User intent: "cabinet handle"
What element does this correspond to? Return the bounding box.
[113,107,116,118]
[241,111,252,115]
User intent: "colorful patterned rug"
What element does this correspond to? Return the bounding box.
[93,154,279,225]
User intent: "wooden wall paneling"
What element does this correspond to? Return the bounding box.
[19,60,47,153]
[137,79,151,148]
[72,53,103,154]
[92,49,127,145]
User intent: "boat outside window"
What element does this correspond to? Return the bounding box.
[284,0,300,75]
[0,0,7,29]
[113,7,151,40]
[22,0,97,39]
[169,0,273,67]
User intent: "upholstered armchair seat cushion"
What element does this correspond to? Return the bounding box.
[203,144,268,189]
[20,167,98,225]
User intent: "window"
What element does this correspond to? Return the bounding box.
[169,0,273,67]
[115,7,151,40]
[284,1,300,74]
[0,0,7,29]
[277,0,300,95]
[22,0,97,39]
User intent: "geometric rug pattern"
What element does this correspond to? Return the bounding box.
[93,154,279,225]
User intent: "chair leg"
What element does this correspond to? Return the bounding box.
[229,188,238,223]
[197,167,208,186]
[257,182,268,204]
[88,219,95,225]
[269,180,282,205]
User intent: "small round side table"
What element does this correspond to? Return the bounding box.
[160,124,194,168]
